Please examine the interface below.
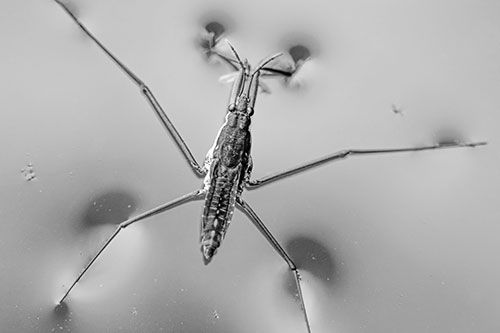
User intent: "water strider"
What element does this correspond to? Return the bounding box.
[53,1,486,332]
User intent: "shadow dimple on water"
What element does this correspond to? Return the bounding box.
[205,21,226,41]
[288,44,311,64]
[283,234,339,297]
[287,235,337,285]
[53,302,69,319]
[80,189,138,229]
[197,10,235,59]
[434,128,467,146]
[198,20,227,57]
[279,31,321,61]
[39,302,76,333]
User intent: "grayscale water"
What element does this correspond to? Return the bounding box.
[1,0,499,332]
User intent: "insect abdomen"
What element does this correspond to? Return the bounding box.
[200,165,239,264]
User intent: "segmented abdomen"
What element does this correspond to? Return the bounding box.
[200,164,240,263]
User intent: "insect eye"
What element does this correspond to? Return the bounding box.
[228,104,236,112]
[247,107,254,116]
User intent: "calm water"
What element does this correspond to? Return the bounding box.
[1,0,499,332]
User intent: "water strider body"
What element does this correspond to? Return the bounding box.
[201,107,251,263]
[201,49,278,263]
[53,1,486,332]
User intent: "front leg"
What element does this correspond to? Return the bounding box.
[247,141,487,189]
[199,32,297,78]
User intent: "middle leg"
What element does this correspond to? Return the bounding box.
[246,141,487,189]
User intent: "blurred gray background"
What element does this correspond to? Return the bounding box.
[0,0,498,332]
